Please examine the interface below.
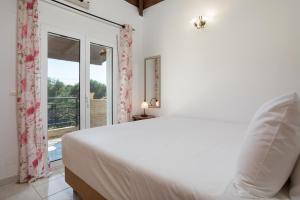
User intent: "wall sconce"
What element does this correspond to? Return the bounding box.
[192,16,207,29]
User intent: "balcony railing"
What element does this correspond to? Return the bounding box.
[48,97,80,129]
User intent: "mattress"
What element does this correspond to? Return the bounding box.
[62,117,290,200]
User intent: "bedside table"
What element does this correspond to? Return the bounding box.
[132,115,156,121]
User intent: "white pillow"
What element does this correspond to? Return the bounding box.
[234,93,300,198]
[290,158,300,200]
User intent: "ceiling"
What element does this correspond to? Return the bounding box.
[48,34,107,66]
[124,0,164,16]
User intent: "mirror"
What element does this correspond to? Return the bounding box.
[145,56,161,108]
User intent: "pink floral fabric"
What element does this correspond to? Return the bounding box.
[17,0,48,183]
[117,25,133,123]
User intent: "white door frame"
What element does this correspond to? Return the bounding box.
[41,24,87,134]
[85,38,113,128]
[41,24,115,135]
[85,32,118,125]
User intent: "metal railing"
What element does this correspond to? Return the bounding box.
[48,97,79,129]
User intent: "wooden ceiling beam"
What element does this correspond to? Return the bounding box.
[143,0,163,9]
[125,0,138,7]
[139,0,144,16]
[124,0,163,14]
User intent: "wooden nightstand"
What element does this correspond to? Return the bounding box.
[132,115,156,121]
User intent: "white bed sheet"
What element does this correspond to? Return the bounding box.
[62,117,290,200]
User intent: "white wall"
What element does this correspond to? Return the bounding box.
[0,0,144,180]
[0,0,18,181]
[143,0,300,122]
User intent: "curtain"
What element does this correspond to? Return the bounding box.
[117,25,133,123]
[17,0,48,183]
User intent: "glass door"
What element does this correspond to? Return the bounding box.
[47,33,81,162]
[42,28,114,162]
[86,43,113,128]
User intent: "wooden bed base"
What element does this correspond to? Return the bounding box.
[65,167,107,200]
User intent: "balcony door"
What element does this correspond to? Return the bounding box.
[86,43,113,128]
[47,33,81,162]
[42,28,113,162]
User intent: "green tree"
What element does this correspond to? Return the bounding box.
[48,78,69,97]
[90,80,106,99]
[48,78,106,99]
[69,83,80,98]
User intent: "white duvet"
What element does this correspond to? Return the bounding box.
[62,117,290,200]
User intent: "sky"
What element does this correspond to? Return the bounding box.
[48,59,107,85]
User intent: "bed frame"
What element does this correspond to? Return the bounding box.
[65,167,107,200]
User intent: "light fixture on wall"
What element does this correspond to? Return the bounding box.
[150,98,160,107]
[192,16,207,29]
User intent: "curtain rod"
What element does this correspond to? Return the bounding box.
[46,0,135,31]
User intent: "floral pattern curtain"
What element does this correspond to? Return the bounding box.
[17,0,48,183]
[117,25,133,123]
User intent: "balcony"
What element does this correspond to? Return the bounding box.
[48,97,80,136]
[48,97,107,162]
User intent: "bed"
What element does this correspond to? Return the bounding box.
[62,117,290,200]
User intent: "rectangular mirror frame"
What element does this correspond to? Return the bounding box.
[144,55,161,108]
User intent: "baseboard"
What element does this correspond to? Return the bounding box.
[0,175,19,187]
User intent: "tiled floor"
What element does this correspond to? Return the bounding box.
[0,160,79,200]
